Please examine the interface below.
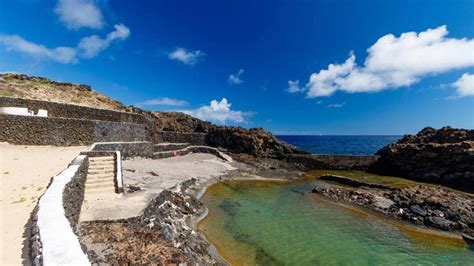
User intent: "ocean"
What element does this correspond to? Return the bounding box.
[276,135,401,155]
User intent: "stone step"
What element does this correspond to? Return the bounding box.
[86,178,113,185]
[85,183,115,190]
[89,156,114,162]
[88,168,114,174]
[87,171,114,179]
[88,165,114,171]
[89,160,114,166]
[84,186,116,195]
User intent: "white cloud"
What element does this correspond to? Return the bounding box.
[302,25,474,98]
[287,80,302,93]
[168,48,205,65]
[0,24,130,64]
[229,69,244,84]
[0,34,77,64]
[452,73,474,97]
[327,102,346,108]
[55,0,104,30]
[77,24,130,58]
[136,97,189,107]
[182,98,253,124]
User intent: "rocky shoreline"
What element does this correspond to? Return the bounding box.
[312,175,474,238]
[79,178,217,264]
[369,126,474,192]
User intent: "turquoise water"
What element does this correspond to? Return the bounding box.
[198,180,473,265]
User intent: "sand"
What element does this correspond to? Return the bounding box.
[0,143,86,265]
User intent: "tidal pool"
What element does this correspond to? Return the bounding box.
[198,179,473,265]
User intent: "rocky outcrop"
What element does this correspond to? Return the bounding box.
[206,127,307,159]
[312,176,474,236]
[369,126,474,192]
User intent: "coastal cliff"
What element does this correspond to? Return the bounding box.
[369,126,474,191]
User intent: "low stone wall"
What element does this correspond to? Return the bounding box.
[30,155,90,265]
[313,155,379,170]
[63,158,89,231]
[153,131,207,145]
[88,141,154,158]
[153,145,232,162]
[0,96,145,124]
[0,114,147,145]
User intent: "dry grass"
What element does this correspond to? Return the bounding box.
[0,73,126,111]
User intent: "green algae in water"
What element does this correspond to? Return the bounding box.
[198,180,473,265]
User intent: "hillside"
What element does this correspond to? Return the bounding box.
[0,73,213,133]
[0,73,126,111]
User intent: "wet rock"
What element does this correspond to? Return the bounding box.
[425,217,458,230]
[410,205,427,217]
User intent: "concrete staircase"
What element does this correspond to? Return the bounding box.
[84,156,116,198]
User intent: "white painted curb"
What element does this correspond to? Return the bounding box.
[37,155,90,265]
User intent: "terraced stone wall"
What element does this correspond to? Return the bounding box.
[0,96,145,124]
[0,114,147,145]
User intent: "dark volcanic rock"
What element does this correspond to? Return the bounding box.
[206,126,307,159]
[369,126,474,192]
[312,177,474,236]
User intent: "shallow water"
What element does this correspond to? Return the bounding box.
[198,180,473,265]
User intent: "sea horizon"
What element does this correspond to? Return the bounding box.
[277,135,401,155]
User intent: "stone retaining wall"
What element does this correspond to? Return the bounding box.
[0,114,147,145]
[88,141,154,158]
[0,96,144,124]
[153,131,207,145]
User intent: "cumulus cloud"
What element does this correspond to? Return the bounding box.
[135,97,189,107]
[228,69,244,84]
[452,73,474,97]
[300,25,474,98]
[0,34,77,63]
[55,0,104,30]
[0,24,130,64]
[77,24,130,58]
[168,48,205,65]
[182,98,253,124]
[287,80,302,93]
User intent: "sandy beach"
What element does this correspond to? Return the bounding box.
[0,143,86,265]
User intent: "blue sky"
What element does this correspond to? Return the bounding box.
[0,0,473,135]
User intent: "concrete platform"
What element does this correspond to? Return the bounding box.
[79,153,236,222]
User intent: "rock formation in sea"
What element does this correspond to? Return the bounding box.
[312,175,474,236]
[368,126,474,192]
